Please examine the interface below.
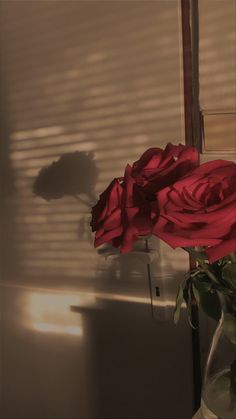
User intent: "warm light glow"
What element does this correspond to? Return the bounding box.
[26,292,84,336]
[0,282,178,308]
[34,322,82,336]
[10,125,66,141]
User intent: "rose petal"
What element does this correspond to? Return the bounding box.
[206,230,236,263]
[95,226,123,247]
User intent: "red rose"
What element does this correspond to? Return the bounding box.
[131,143,199,193]
[91,165,152,252]
[153,160,236,262]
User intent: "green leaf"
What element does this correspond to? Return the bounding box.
[193,279,212,293]
[190,269,206,279]
[194,280,221,322]
[174,284,184,325]
[192,282,200,305]
[187,283,197,329]
[183,277,191,306]
[222,263,236,291]
[223,313,236,344]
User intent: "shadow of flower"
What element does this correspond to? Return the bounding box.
[33,151,98,204]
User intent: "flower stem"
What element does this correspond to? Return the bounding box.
[197,261,219,285]
[145,239,155,320]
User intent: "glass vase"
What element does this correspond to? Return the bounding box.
[201,294,236,419]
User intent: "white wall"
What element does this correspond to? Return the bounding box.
[0,1,193,418]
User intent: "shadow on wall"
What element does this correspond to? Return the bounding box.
[33,151,98,203]
[77,298,191,419]
[0,50,20,281]
[0,0,185,283]
[33,150,98,246]
[1,282,191,419]
[0,2,195,419]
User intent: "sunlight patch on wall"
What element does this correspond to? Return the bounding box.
[34,322,82,336]
[26,292,84,336]
[10,125,65,141]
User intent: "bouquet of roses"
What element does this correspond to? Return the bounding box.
[91,143,236,414]
[91,143,236,328]
[33,143,236,413]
